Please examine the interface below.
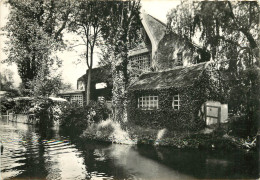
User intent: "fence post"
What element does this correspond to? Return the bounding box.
[204,103,207,125]
[218,107,221,128]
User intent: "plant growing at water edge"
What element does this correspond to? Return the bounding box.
[100,0,142,123]
[59,101,111,135]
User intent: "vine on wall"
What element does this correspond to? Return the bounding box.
[127,66,224,131]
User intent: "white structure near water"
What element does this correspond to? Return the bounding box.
[204,101,228,126]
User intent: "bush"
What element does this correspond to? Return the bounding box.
[33,98,54,128]
[88,101,111,123]
[82,121,115,142]
[228,115,258,138]
[13,99,33,114]
[0,98,15,114]
[59,103,89,135]
[59,101,111,135]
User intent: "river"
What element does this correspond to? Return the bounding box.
[0,118,258,179]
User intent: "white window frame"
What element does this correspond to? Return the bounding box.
[172,94,180,110]
[71,94,83,106]
[138,95,158,110]
[129,53,150,72]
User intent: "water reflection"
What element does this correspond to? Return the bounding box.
[106,144,192,180]
[0,118,258,180]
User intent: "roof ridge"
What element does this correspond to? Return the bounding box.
[141,62,207,76]
[146,14,167,27]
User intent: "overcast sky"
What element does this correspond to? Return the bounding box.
[0,0,180,89]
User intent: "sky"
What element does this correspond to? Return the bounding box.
[0,0,180,89]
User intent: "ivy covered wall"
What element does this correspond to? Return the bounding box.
[155,32,211,71]
[127,68,222,131]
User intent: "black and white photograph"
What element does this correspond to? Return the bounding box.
[0,0,259,179]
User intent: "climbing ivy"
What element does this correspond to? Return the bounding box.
[127,65,224,131]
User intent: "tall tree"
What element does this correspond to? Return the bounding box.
[68,0,105,105]
[167,1,259,136]
[3,0,72,92]
[167,1,259,72]
[101,0,142,123]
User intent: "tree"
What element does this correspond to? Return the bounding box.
[3,0,72,92]
[0,69,14,91]
[100,0,142,122]
[167,1,259,136]
[68,0,105,105]
[0,69,20,97]
[167,1,259,72]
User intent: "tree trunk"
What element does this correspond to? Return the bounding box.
[86,68,91,105]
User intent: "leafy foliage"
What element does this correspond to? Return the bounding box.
[0,98,15,114]
[0,69,20,97]
[3,0,72,89]
[166,1,259,136]
[100,0,142,123]
[59,101,111,135]
[167,1,259,70]
[0,69,14,90]
[68,0,107,105]
[33,98,54,128]
[28,75,66,97]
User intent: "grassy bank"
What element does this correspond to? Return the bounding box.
[80,120,258,151]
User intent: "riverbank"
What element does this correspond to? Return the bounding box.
[1,118,258,180]
[80,120,258,151]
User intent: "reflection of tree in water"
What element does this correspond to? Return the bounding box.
[70,139,134,179]
[136,145,258,179]
[13,125,48,179]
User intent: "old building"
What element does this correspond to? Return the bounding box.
[77,65,113,103]
[58,65,112,107]
[58,90,85,106]
[126,11,220,130]
[60,11,224,129]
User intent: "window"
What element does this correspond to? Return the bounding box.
[129,53,151,72]
[71,95,83,106]
[78,81,85,90]
[172,94,180,110]
[138,95,158,110]
[177,52,183,66]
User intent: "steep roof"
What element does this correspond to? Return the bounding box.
[128,62,208,91]
[141,11,166,49]
[77,65,112,84]
[142,13,166,45]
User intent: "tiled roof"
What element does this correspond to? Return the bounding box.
[77,65,112,84]
[142,13,166,45]
[128,62,208,91]
[58,90,84,95]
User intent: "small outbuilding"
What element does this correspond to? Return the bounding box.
[127,62,223,131]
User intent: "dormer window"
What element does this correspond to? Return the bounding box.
[177,52,183,66]
[77,81,85,90]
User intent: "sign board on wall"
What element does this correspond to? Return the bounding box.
[95,82,107,89]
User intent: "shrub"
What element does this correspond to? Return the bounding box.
[59,103,90,135]
[33,98,54,128]
[88,101,111,123]
[13,99,32,114]
[59,100,111,135]
[228,115,258,138]
[0,98,15,114]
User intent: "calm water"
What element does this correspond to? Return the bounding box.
[0,118,258,180]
